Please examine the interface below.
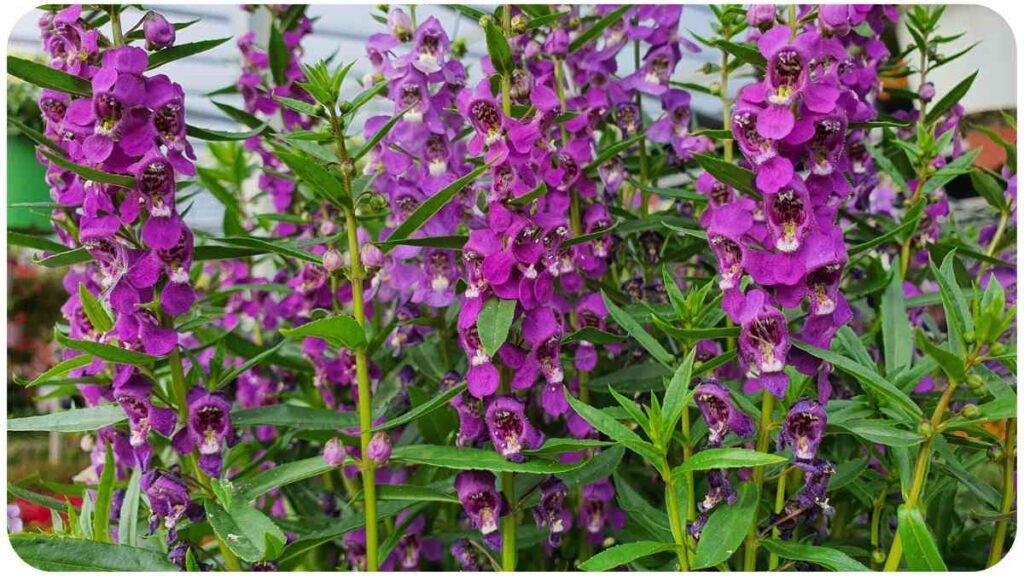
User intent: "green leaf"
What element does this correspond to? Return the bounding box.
[117,468,141,546]
[673,447,787,474]
[280,314,366,349]
[563,219,621,248]
[562,327,626,345]
[915,330,966,381]
[375,234,468,251]
[268,24,289,85]
[39,149,135,188]
[235,456,334,501]
[353,107,409,161]
[477,298,516,357]
[694,484,758,569]
[93,441,115,541]
[372,382,465,431]
[272,148,348,209]
[8,404,126,433]
[942,394,1017,431]
[897,505,947,571]
[832,419,924,447]
[925,71,977,125]
[970,168,1008,212]
[147,37,232,70]
[791,340,922,421]
[231,404,360,431]
[215,339,288,389]
[578,541,676,571]
[881,261,913,376]
[211,236,322,265]
[602,292,675,368]
[693,154,759,198]
[717,40,767,70]
[78,283,113,333]
[920,148,980,195]
[18,354,92,388]
[389,445,586,475]
[34,246,92,268]
[526,438,612,456]
[205,498,287,563]
[186,121,269,142]
[585,133,645,175]
[484,18,513,76]
[6,484,68,512]
[569,5,631,53]
[565,390,662,464]
[760,539,870,571]
[661,347,697,438]
[930,251,974,356]
[278,501,413,563]
[7,55,92,96]
[613,472,673,542]
[375,484,458,504]
[55,332,159,365]
[9,535,181,571]
[382,162,491,253]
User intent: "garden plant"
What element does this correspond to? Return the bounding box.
[4,3,1018,572]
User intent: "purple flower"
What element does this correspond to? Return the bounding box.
[699,469,738,512]
[451,390,487,447]
[764,177,812,253]
[578,479,625,545]
[455,470,507,545]
[732,289,790,398]
[533,478,572,547]
[451,539,481,570]
[172,388,234,477]
[367,431,392,464]
[142,12,175,50]
[694,380,754,446]
[323,437,346,466]
[141,469,202,542]
[778,398,827,461]
[484,395,544,462]
[113,369,176,453]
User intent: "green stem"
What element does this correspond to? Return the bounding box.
[328,105,378,571]
[680,403,697,522]
[109,6,124,47]
[633,39,650,217]
[883,379,959,571]
[977,208,1010,279]
[663,464,691,571]
[167,345,242,571]
[987,418,1016,567]
[501,470,517,571]
[743,390,775,571]
[767,471,788,570]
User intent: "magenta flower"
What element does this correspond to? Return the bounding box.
[142,12,175,50]
[732,289,790,398]
[455,470,507,547]
[694,380,754,446]
[484,395,544,462]
[533,477,572,547]
[172,388,234,477]
[778,399,828,461]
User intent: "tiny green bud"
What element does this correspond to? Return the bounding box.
[340,159,356,177]
[511,14,528,35]
[961,404,981,419]
[339,101,353,114]
[709,83,721,95]
[368,193,389,212]
[452,37,468,58]
[990,342,1007,355]
[478,14,493,28]
[918,421,935,437]
[964,330,976,344]
[988,445,1005,462]
[701,62,716,74]
[871,550,887,565]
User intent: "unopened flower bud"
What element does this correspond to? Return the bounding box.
[918,82,935,102]
[339,101,353,114]
[709,83,721,95]
[872,549,887,564]
[143,11,176,50]
[478,15,493,28]
[340,159,356,177]
[322,437,346,467]
[387,8,413,41]
[989,445,1005,462]
[961,404,981,419]
[322,249,343,272]
[990,342,1007,355]
[964,330,976,344]
[367,431,392,463]
[361,243,384,268]
[452,37,468,58]
[511,14,528,35]
[918,421,935,437]
[966,374,987,396]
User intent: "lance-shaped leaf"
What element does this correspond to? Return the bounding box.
[186,122,269,142]
[382,161,491,252]
[673,447,787,474]
[231,404,361,430]
[897,505,947,571]
[602,292,675,368]
[660,347,697,438]
[146,37,232,70]
[55,332,159,365]
[389,445,586,474]
[10,535,180,571]
[694,154,758,198]
[760,539,870,571]
[476,298,516,357]
[925,71,977,125]
[579,541,677,571]
[694,484,758,569]
[565,390,662,464]
[40,150,134,188]
[78,283,113,333]
[569,5,631,53]
[280,314,366,349]
[484,18,513,76]
[7,55,92,96]
[8,405,127,433]
[372,382,466,431]
[205,498,287,563]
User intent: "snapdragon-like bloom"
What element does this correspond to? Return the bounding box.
[485,395,544,462]
[455,470,507,548]
[533,478,572,547]
[778,399,827,461]
[142,12,175,50]
[172,389,234,477]
[732,289,791,397]
[578,479,625,545]
[142,469,202,543]
[694,380,755,446]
